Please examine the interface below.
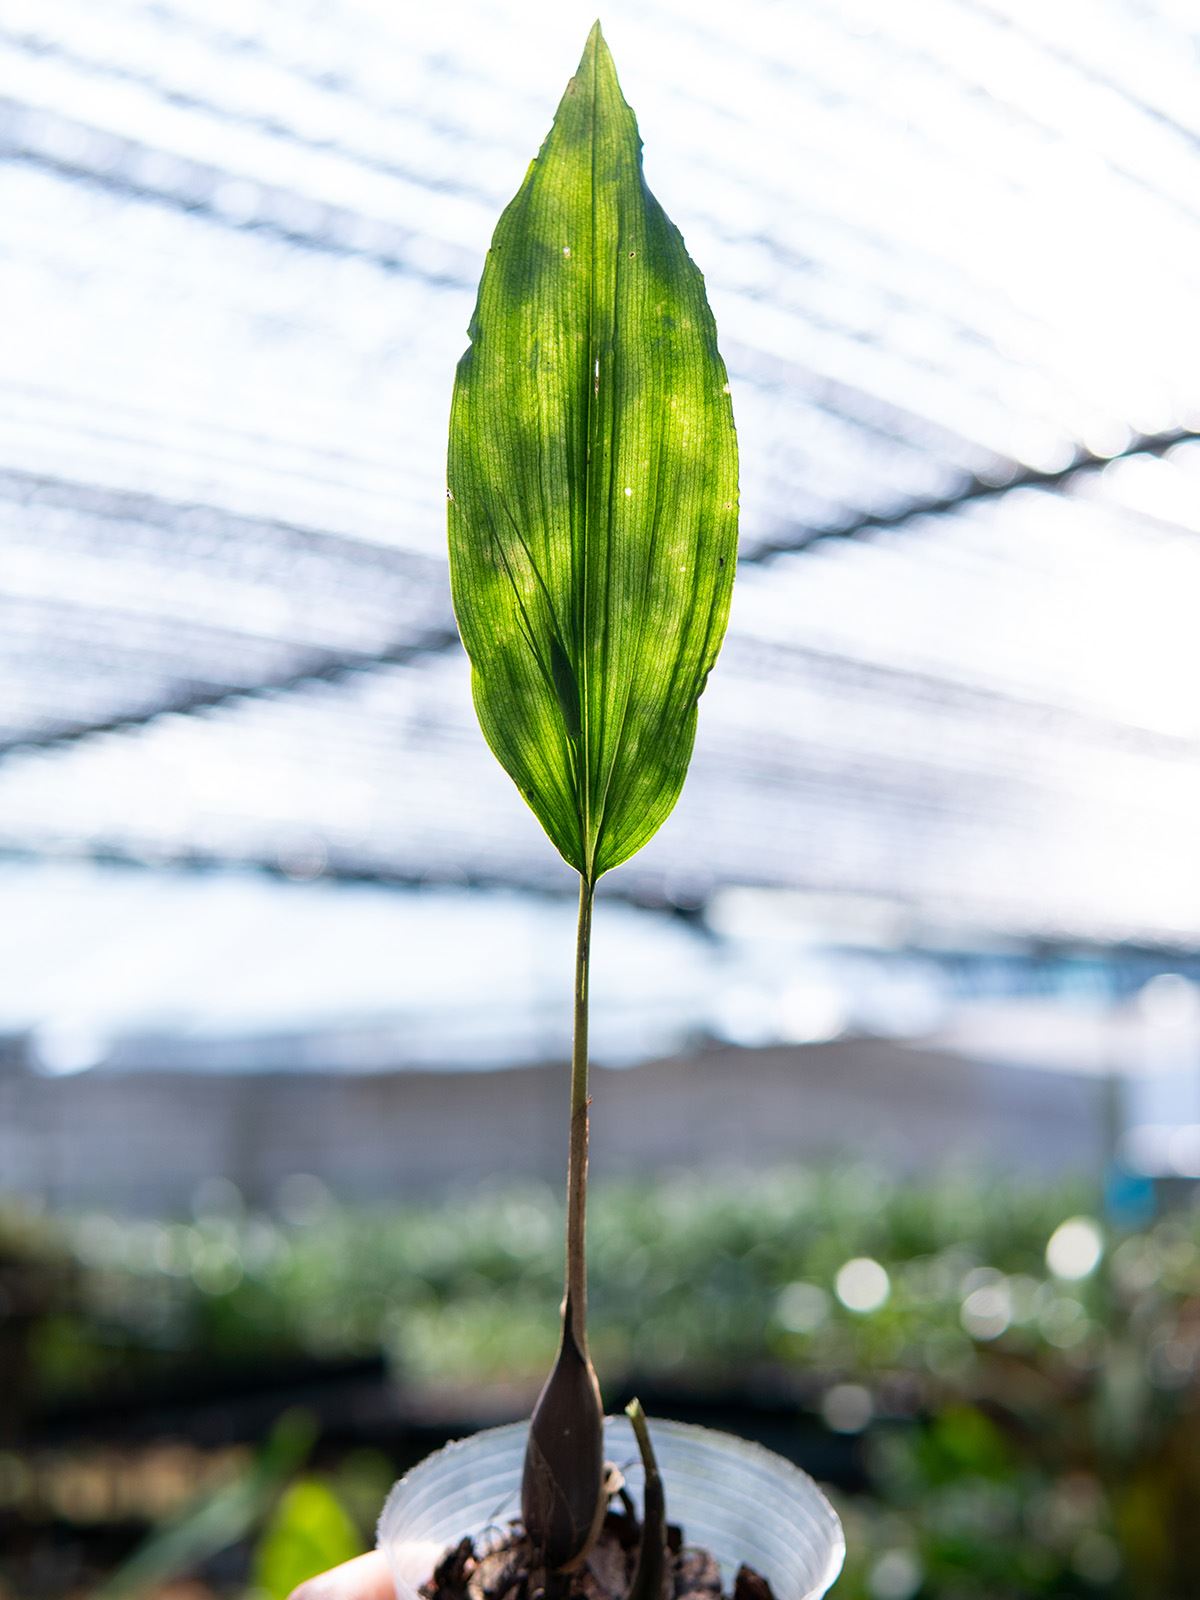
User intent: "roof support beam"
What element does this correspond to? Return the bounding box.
[0,425,1195,763]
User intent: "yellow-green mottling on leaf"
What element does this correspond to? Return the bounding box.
[448,22,738,884]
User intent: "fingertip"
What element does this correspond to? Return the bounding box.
[287,1549,394,1600]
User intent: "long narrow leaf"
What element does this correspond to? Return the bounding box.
[93,1409,315,1600]
[448,23,738,882]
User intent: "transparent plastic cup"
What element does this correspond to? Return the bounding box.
[377,1415,844,1600]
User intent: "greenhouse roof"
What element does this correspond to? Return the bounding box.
[3,0,1200,945]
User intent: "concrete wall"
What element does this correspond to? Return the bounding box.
[0,1039,1109,1214]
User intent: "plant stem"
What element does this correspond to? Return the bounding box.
[521,871,604,1569]
[625,1398,666,1600]
[565,871,594,1348]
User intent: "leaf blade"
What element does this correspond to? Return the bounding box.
[448,23,738,881]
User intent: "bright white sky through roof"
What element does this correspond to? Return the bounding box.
[1,0,1200,1058]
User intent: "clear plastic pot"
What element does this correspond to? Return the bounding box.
[377,1415,844,1600]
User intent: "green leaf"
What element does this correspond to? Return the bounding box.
[448,22,738,882]
[93,1408,315,1600]
[250,1476,364,1599]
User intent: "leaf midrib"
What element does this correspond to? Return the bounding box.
[580,38,599,883]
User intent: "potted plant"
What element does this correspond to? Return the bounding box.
[379,24,843,1600]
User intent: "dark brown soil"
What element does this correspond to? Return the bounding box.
[420,1508,776,1600]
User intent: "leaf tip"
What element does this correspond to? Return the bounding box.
[579,18,616,78]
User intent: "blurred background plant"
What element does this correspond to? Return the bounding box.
[3,1170,1198,1598]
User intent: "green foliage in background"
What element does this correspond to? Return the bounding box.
[90,1409,314,1600]
[249,1476,363,1599]
[5,1173,1200,1598]
[447,23,738,881]
[10,1170,1116,1395]
[5,1170,1161,1392]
